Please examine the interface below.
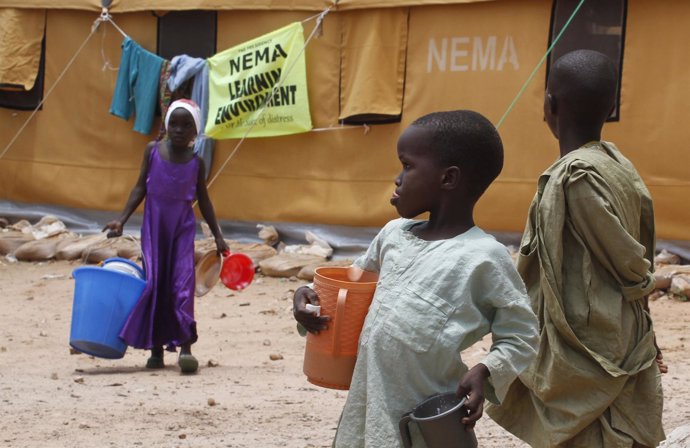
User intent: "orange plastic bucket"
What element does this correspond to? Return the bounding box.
[303,266,378,390]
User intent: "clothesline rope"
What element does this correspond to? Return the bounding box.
[99,24,120,71]
[95,8,128,71]
[311,124,369,133]
[495,0,586,129]
[302,9,329,24]
[201,6,333,197]
[95,7,128,39]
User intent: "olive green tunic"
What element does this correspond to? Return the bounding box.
[487,142,664,447]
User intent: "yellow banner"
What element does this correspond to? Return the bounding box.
[206,22,312,139]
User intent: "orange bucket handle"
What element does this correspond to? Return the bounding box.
[332,288,348,355]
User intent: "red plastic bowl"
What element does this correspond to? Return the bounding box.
[220,252,255,291]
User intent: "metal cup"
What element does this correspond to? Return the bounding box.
[399,392,478,448]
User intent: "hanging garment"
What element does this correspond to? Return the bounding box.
[157,59,172,141]
[167,55,214,177]
[109,37,164,135]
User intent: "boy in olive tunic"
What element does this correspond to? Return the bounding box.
[487,50,665,447]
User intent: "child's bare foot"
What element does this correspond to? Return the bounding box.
[178,344,198,374]
[146,346,164,369]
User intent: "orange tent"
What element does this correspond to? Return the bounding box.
[1,0,688,240]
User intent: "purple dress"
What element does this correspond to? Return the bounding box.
[120,142,199,350]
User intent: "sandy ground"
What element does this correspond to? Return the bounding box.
[1,259,688,448]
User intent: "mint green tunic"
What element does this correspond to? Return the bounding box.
[334,219,539,447]
[487,142,665,447]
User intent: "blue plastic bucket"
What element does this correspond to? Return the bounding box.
[69,265,146,359]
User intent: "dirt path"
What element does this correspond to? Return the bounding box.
[1,260,687,447]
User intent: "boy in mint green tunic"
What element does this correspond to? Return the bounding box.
[294,110,539,447]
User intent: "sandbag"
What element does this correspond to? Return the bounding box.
[9,215,69,240]
[655,249,681,266]
[280,231,333,258]
[82,238,119,264]
[669,274,690,300]
[112,235,141,260]
[55,234,107,261]
[53,235,80,256]
[14,233,73,261]
[297,258,354,281]
[117,240,142,260]
[28,215,68,240]
[653,264,690,290]
[228,241,277,265]
[195,239,277,265]
[8,219,32,233]
[257,224,279,246]
[0,232,34,255]
[259,253,326,278]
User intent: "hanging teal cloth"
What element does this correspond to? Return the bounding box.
[109,37,164,135]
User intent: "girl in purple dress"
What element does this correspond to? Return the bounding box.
[103,99,228,374]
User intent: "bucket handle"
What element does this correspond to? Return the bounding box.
[399,411,414,448]
[332,288,348,356]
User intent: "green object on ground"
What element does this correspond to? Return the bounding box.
[178,354,199,374]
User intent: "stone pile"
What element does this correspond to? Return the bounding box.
[1,216,351,282]
[651,250,690,302]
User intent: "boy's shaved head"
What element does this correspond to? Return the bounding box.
[548,49,618,125]
[412,110,503,200]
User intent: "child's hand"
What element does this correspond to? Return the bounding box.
[456,363,490,429]
[656,351,668,374]
[293,286,329,334]
[215,236,229,256]
[102,220,123,238]
[654,334,668,374]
